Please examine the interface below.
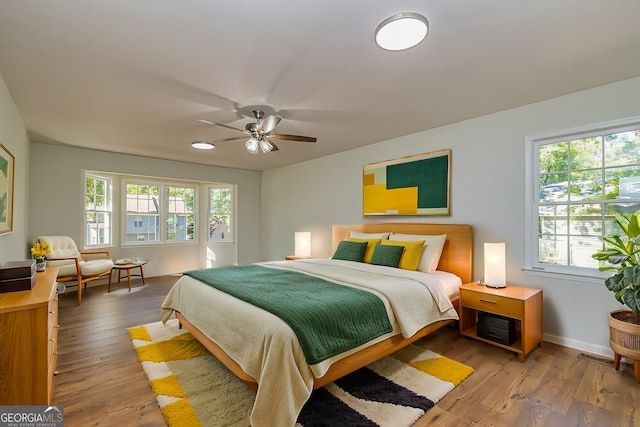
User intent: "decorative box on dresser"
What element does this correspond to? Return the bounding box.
[0,268,59,405]
[459,282,543,362]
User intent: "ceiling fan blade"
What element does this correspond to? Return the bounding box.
[212,136,247,143]
[258,115,282,133]
[269,133,317,143]
[263,136,279,152]
[197,118,245,133]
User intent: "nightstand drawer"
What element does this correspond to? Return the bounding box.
[461,290,523,318]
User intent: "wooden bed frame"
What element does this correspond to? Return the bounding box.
[176,222,473,391]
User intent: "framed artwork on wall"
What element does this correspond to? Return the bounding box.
[0,143,14,234]
[363,149,450,216]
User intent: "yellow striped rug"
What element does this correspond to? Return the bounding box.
[129,319,473,427]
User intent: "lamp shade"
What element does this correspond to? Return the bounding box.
[484,242,506,287]
[245,138,259,154]
[295,232,311,258]
[259,139,273,153]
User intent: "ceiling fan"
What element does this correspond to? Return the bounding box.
[197,110,317,154]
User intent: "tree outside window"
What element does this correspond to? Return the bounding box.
[209,186,233,242]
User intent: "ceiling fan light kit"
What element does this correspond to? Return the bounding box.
[259,139,274,153]
[198,109,317,154]
[375,12,429,51]
[245,137,259,154]
[191,141,215,150]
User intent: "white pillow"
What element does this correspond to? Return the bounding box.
[350,230,390,240]
[389,233,447,273]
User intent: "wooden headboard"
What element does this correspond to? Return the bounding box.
[332,223,473,284]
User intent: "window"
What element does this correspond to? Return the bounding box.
[84,171,231,247]
[209,186,233,242]
[125,183,160,243]
[84,173,112,247]
[166,186,195,241]
[526,117,640,277]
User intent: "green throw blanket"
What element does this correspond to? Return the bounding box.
[185,265,393,364]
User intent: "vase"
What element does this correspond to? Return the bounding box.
[608,309,640,384]
[35,260,46,272]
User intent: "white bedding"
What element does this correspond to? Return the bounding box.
[161,258,460,427]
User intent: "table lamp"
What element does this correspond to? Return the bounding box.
[294,232,311,258]
[484,242,506,288]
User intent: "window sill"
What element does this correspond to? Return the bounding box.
[522,267,609,285]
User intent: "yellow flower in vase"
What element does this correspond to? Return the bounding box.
[31,241,52,271]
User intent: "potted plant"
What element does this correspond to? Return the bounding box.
[592,210,640,383]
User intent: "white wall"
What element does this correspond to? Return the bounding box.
[261,76,640,357]
[29,143,262,276]
[0,75,31,263]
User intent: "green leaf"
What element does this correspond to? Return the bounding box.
[603,236,628,254]
[622,287,640,313]
[615,213,632,237]
[628,211,640,238]
[623,265,640,286]
[609,254,631,265]
[605,272,625,292]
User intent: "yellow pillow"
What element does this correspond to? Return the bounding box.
[380,239,425,271]
[346,236,382,263]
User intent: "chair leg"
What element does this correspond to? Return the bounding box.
[77,275,83,305]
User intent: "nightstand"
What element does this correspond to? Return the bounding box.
[459,282,543,362]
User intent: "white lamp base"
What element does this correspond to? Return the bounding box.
[484,282,507,288]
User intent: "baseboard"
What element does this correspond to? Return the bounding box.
[541,332,639,364]
[544,333,612,358]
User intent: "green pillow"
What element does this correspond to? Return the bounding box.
[370,244,404,268]
[346,236,382,263]
[332,240,368,262]
[380,239,425,271]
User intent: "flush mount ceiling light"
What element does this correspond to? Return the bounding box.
[375,12,429,51]
[191,140,215,150]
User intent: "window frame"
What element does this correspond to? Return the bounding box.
[208,184,234,243]
[165,184,197,242]
[121,178,198,246]
[83,172,112,249]
[83,171,233,248]
[123,180,161,244]
[524,115,640,281]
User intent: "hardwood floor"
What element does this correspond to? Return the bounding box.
[53,276,640,426]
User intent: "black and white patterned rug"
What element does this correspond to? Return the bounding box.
[129,319,474,427]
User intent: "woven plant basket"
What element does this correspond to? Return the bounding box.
[609,309,640,360]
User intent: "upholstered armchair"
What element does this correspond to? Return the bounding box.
[35,236,114,305]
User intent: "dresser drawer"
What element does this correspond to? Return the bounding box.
[461,289,523,318]
[47,295,58,363]
[47,292,58,405]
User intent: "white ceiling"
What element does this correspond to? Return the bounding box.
[1,1,640,171]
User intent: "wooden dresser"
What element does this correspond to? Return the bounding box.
[0,268,59,405]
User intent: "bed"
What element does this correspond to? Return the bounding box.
[161,222,473,426]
